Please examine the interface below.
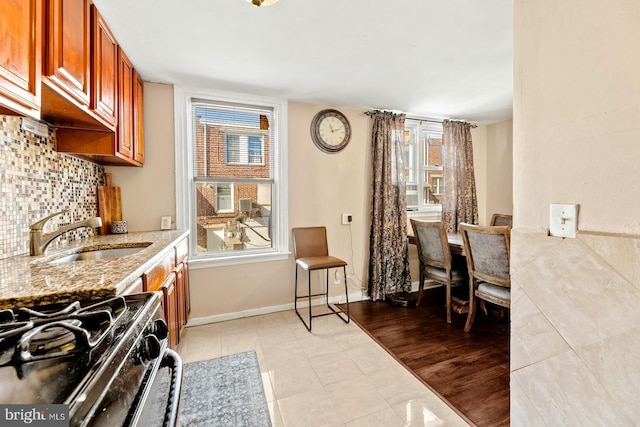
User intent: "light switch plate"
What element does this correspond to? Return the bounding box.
[161,216,172,230]
[549,204,577,238]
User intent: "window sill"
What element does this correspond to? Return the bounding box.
[189,250,290,269]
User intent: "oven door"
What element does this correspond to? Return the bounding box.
[127,348,183,427]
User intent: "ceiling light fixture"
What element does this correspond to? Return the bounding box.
[246,0,279,7]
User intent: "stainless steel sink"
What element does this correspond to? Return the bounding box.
[51,243,151,263]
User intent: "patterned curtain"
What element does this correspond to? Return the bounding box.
[442,120,479,232]
[368,111,411,301]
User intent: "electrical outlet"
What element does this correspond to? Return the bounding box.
[341,213,353,225]
[333,270,341,284]
[161,216,172,230]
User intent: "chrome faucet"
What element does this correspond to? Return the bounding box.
[29,211,102,256]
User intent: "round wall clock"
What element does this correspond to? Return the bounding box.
[310,109,351,153]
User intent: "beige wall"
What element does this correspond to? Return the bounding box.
[188,102,372,321]
[117,83,513,321]
[512,1,640,423]
[485,119,513,223]
[470,120,513,226]
[472,125,488,225]
[105,82,177,232]
[113,89,373,320]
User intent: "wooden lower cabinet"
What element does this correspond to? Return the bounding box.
[140,237,190,349]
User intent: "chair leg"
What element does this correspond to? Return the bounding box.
[294,264,312,331]
[445,277,452,324]
[296,266,350,331]
[308,269,313,330]
[416,261,425,306]
[480,300,488,316]
[464,279,478,332]
[342,265,350,323]
[325,268,331,309]
[294,264,298,312]
[327,267,350,324]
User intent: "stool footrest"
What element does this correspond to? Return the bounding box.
[295,303,349,331]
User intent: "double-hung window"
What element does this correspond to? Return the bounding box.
[403,119,444,213]
[175,88,288,267]
[224,134,264,165]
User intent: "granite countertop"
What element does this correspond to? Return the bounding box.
[0,230,189,310]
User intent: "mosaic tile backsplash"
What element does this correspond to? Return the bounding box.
[0,115,105,260]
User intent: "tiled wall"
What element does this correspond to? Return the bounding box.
[511,230,640,424]
[0,115,104,260]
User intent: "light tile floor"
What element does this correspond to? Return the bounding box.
[176,310,470,427]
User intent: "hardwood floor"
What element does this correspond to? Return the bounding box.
[340,287,509,427]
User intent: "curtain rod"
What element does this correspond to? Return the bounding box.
[364,110,476,127]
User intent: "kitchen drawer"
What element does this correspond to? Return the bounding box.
[142,250,176,292]
[175,237,188,264]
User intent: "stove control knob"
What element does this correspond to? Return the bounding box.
[139,335,161,362]
[150,319,168,340]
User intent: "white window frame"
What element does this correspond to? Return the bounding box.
[223,133,265,165]
[174,87,289,268]
[405,119,443,214]
[431,176,443,196]
[215,183,234,213]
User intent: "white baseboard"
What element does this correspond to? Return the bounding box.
[186,281,441,327]
[186,290,370,327]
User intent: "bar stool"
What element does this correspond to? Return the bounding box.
[292,226,350,331]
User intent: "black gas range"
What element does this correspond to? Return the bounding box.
[0,292,182,426]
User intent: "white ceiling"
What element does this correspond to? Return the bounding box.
[93,0,512,125]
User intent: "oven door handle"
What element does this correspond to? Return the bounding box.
[160,348,183,427]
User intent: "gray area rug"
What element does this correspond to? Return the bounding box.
[152,351,271,427]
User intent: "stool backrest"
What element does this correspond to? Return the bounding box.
[292,227,329,259]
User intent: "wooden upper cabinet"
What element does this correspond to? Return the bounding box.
[41,0,114,130]
[90,5,117,127]
[117,47,134,161]
[0,0,145,166]
[0,0,42,119]
[133,70,144,164]
[43,0,91,107]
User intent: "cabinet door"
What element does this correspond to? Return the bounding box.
[117,47,134,161]
[184,259,191,316]
[133,70,144,164]
[0,0,42,118]
[44,0,91,106]
[161,273,179,349]
[175,263,186,334]
[90,5,117,127]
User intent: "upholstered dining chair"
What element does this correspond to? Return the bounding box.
[292,226,350,331]
[458,223,511,332]
[410,219,467,323]
[490,213,513,227]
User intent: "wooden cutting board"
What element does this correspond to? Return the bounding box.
[97,173,122,235]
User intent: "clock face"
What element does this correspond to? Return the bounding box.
[310,109,351,153]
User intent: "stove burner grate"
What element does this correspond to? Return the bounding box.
[0,296,129,366]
